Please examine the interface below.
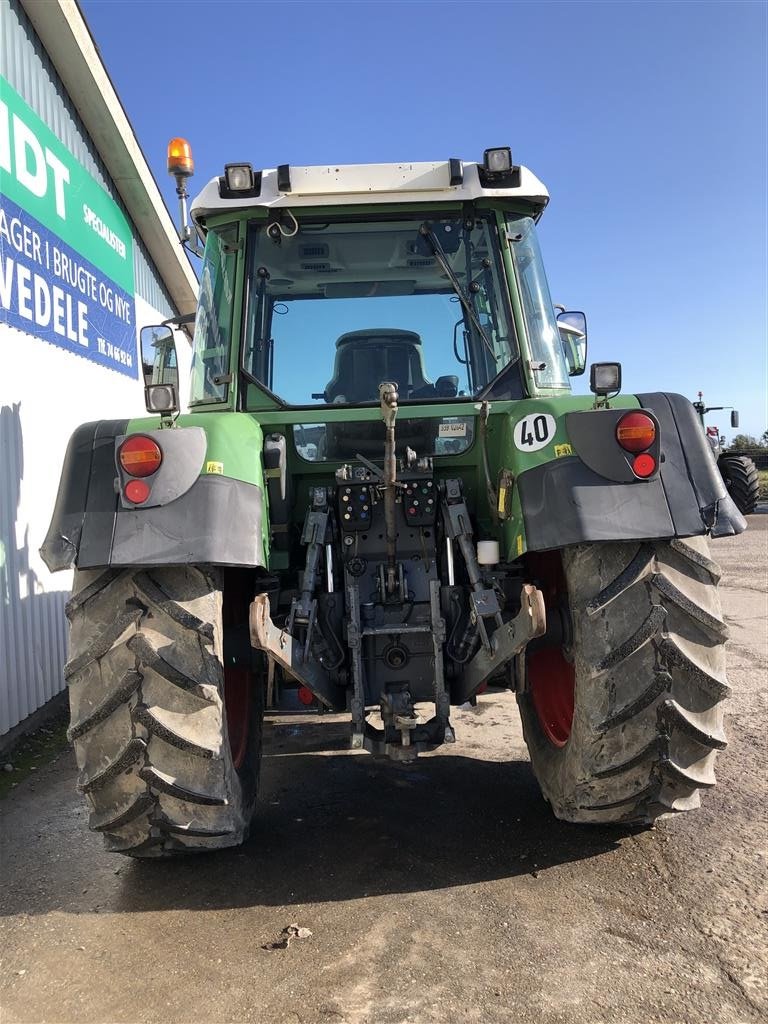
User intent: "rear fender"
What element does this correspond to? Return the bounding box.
[512,392,745,554]
[41,414,268,571]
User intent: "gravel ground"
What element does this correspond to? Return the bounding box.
[1,515,766,1024]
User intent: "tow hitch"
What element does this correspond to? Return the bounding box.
[248,379,546,760]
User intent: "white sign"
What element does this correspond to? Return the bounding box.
[513,413,556,452]
[438,420,468,437]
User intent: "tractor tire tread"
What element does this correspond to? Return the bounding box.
[519,536,729,825]
[77,737,147,793]
[65,566,261,857]
[133,704,218,758]
[67,670,143,740]
[89,792,156,833]
[718,454,760,516]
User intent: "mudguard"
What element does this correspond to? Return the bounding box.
[517,392,746,552]
[41,418,267,572]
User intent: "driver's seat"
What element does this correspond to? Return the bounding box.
[324,329,431,403]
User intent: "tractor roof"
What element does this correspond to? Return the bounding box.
[190,160,549,224]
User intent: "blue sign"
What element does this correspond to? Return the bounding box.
[0,195,138,379]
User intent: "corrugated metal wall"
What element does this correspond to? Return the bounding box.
[0,405,69,736]
[0,0,182,736]
[1,0,176,319]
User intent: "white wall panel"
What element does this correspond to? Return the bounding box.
[0,0,196,737]
[0,315,191,736]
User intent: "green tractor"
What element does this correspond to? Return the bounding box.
[43,145,746,857]
[693,392,760,516]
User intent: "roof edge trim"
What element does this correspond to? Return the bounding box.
[20,0,198,318]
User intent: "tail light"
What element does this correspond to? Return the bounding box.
[118,435,162,477]
[616,412,656,453]
[124,480,151,504]
[632,453,657,478]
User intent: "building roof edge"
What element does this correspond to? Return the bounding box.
[20,0,198,320]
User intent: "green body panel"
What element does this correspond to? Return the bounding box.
[124,391,642,572]
[125,412,265,485]
[125,411,270,563]
[118,201,652,570]
[490,394,641,559]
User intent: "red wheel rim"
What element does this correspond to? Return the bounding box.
[526,552,575,747]
[528,647,575,747]
[224,666,252,770]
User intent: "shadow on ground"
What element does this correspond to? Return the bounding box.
[0,717,640,918]
[122,717,631,912]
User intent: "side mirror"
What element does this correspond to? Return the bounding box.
[140,325,179,414]
[731,410,739,429]
[557,310,587,376]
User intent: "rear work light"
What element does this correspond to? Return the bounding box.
[118,435,162,478]
[616,412,656,453]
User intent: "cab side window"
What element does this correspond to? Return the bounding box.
[190,225,237,405]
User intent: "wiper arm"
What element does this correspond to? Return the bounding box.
[254,265,270,348]
[418,223,495,359]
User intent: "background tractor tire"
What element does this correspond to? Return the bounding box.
[65,566,263,857]
[718,453,760,516]
[519,537,729,825]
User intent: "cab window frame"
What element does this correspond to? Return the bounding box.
[238,209,524,412]
[188,222,239,408]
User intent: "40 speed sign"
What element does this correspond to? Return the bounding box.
[513,413,556,452]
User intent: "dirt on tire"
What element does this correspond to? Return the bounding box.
[65,565,262,856]
[520,537,729,823]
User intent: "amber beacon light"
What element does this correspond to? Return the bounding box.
[167,138,200,250]
[167,137,194,178]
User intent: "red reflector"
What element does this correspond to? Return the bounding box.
[124,479,151,504]
[297,685,315,706]
[633,453,657,478]
[119,435,162,477]
[616,412,656,453]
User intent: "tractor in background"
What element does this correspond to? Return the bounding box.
[694,392,760,515]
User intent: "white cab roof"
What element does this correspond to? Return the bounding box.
[191,160,549,224]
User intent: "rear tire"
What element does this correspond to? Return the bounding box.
[65,566,263,857]
[519,538,729,824]
[718,453,760,515]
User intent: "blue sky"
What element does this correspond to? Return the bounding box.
[82,0,767,439]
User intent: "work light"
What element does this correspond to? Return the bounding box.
[224,163,255,192]
[483,147,512,174]
[219,162,262,199]
[144,384,178,415]
[589,362,622,396]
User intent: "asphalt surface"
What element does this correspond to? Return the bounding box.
[1,515,766,1024]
